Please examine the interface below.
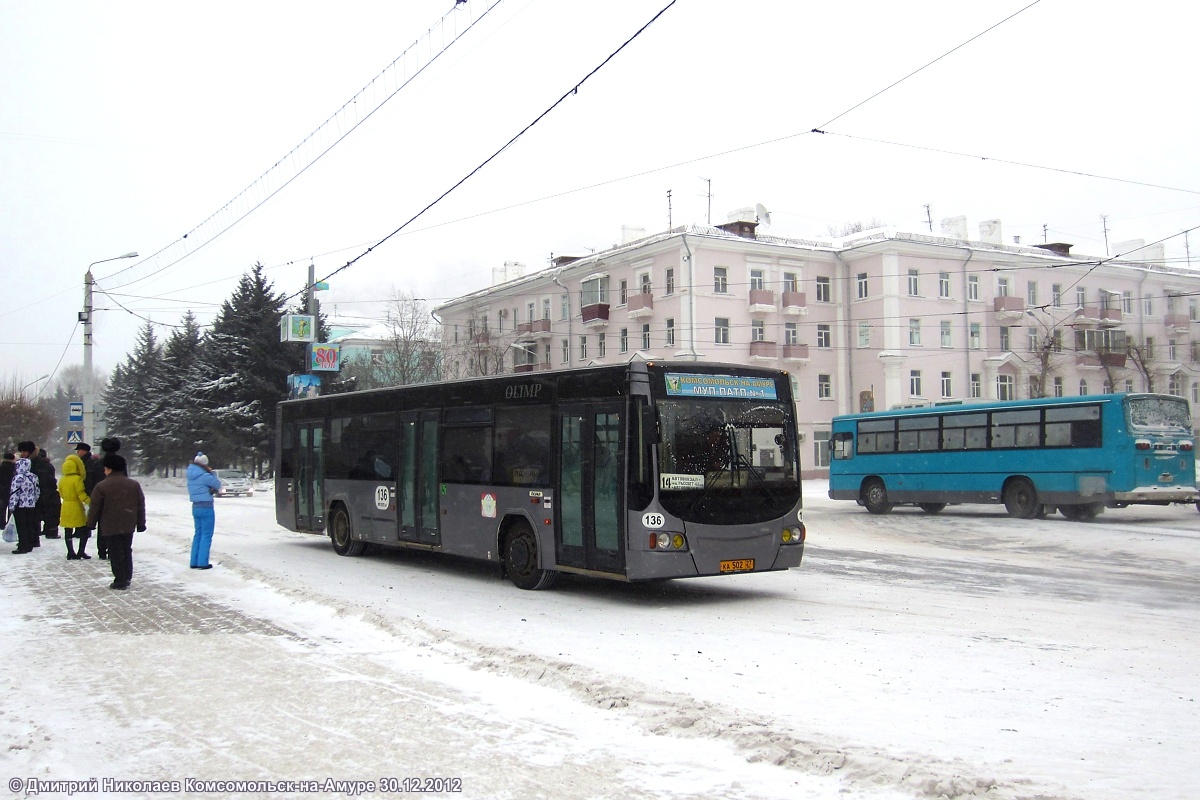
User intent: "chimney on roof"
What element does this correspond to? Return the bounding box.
[621,225,647,244]
[1034,242,1073,256]
[551,255,582,268]
[940,216,968,240]
[492,260,526,285]
[979,219,1002,245]
[717,207,760,239]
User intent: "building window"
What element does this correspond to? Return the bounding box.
[619,280,628,306]
[1027,327,1039,352]
[858,322,870,348]
[665,318,675,346]
[542,298,551,320]
[641,324,651,350]
[1075,287,1086,308]
[817,324,831,348]
[909,370,923,397]
[715,317,730,344]
[543,343,551,364]
[1193,382,1200,404]
[1168,374,1181,396]
[784,322,798,345]
[856,273,868,299]
[1052,284,1062,308]
[1169,339,1178,361]
[813,430,831,469]
[941,371,952,398]
[619,328,628,353]
[598,332,606,358]
[1027,281,1038,306]
[714,267,728,294]
[997,374,1015,400]
[526,302,535,323]
[969,323,981,349]
[750,269,765,292]
[1028,376,1040,398]
[1103,380,1113,394]
[1053,376,1064,397]
[999,326,1011,352]
[581,276,608,306]
[561,294,569,320]
[818,374,832,399]
[970,373,982,398]
[940,320,952,348]
[907,269,920,296]
[1145,337,1156,358]
[968,275,979,301]
[665,268,675,295]
[751,320,765,342]
[639,273,652,296]
[783,272,799,293]
[909,319,921,346]
[579,335,587,360]
[997,277,1010,297]
[561,339,569,364]
[1052,330,1063,352]
[1167,293,1180,314]
[816,276,831,302]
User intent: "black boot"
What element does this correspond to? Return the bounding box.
[76,533,91,559]
[65,532,78,560]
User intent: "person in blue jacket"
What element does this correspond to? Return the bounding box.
[186,452,223,569]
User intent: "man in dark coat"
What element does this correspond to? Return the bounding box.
[85,453,145,590]
[31,447,61,539]
[88,438,121,559]
[0,451,15,529]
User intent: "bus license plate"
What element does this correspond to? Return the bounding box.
[720,559,755,573]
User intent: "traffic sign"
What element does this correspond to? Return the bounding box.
[68,402,84,422]
[66,430,83,444]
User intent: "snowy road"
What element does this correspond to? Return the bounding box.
[3,481,1197,799]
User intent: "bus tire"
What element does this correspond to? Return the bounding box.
[918,503,947,514]
[1059,502,1103,522]
[330,505,366,557]
[504,522,558,590]
[1002,478,1039,519]
[861,479,893,514]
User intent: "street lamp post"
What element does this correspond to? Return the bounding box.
[21,374,49,396]
[82,251,138,444]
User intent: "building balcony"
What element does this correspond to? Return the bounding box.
[581,303,610,328]
[468,331,491,348]
[781,343,810,362]
[1099,307,1123,326]
[748,289,775,314]
[749,340,778,361]
[1073,305,1103,325]
[993,296,1025,319]
[781,291,807,315]
[1075,351,1127,369]
[1164,313,1191,332]
[516,318,553,339]
[513,361,553,373]
[625,293,653,320]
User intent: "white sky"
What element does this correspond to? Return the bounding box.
[3,0,1200,386]
[4,481,1197,799]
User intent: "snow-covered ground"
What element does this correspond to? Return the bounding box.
[2,480,1197,799]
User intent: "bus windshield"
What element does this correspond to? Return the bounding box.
[1127,395,1192,431]
[656,398,799,524]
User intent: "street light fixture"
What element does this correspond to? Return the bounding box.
[20,374,50,395]
[82,251,138,444]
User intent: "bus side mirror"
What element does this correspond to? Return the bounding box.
[641,405,660,444]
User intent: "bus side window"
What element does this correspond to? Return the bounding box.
[831,431,854,459]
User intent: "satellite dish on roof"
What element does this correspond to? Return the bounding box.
[755,203,772,227]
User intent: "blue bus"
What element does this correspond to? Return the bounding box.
[276,361,805,589]
[828,393,1196,521]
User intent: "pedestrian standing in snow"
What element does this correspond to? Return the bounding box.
[0,452,15,530]
[85,453,145,590]
[187,452,222,570]
[8,455,41,554]
[33,447,62,540]
[88,438,121,560]
[58,451,92,560]
[15,442,43,548]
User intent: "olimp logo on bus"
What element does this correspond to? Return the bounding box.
[504,384,543,400]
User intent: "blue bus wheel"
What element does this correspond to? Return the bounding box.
[861,479,893,515]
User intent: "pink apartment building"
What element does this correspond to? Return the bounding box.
[435,213,1200,477]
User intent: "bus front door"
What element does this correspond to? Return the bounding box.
[557,404,625,575]
[398,412,440,545]
[296,422,325,531]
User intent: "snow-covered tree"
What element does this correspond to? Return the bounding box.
[103,322,165,474]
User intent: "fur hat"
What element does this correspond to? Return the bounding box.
[193,452,209,466]
[75,442,91,453]
[102,453,127,473]
[100,437,121,453]
[17,440,35,454]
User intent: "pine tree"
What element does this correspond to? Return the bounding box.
[102,322,165,473]
[145,311,209,474]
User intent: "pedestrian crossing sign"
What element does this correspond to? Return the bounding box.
[67,430,83,444]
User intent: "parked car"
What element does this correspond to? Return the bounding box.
[214,469,254,497]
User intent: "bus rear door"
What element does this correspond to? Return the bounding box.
[296,421,325,531]
[397,411,441,546]
[556,403,625,575]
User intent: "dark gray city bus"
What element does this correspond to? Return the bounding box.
[275,361,805,589]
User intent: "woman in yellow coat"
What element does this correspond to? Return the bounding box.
[57,453,91,560]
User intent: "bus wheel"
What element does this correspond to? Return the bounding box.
[1002,478,1039,519]
[1060,503,1103,522]
[918,503,947,514]
[504,523,558,590]
[861,479,893,514]
[330,505,365,557]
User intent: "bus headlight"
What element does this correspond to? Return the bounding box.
[782,523,806,544]
[648,532,687,550]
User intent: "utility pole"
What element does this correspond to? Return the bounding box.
[667,189,672,229]
[700,177,711,225]
[1101,215,1110,255]
[1043,224,1049,243]
[923,204,933,233]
